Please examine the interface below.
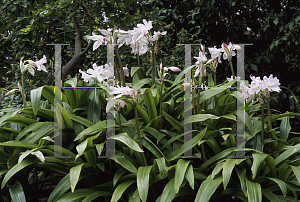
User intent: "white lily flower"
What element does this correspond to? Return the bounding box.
[262,74,281,93]
[208,46,223,63]
[87,63,110,84]
[226,75,241,82]
[79,69,91,82]
[87,32,105,51]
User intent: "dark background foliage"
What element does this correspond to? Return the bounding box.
[0,0,299,129]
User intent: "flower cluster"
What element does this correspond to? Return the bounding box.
[208,42,241,63]
[240,74,281,103]
[79,63,113,84]
[86,19,167,55]
[193,42,241,78]
[20,55,48,76]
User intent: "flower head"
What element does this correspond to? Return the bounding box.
[87,32,105,51]
[22,55,47,76]
[262,74,281,93]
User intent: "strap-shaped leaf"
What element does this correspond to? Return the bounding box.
[9,181,26,202]
[246,179,262,202]
[195,174,223,202]
[110,180,135,202]
[252,153,268,179]
[266,177,287,197]
[163,111,184,134]
[159,178,176,202]
[137,166,152,202]
[174,159,190,193]
[30,86,43,116]
[185,164,194,190]
[166,127,207,161]
[1,159,39,188]
[70,163,84,192]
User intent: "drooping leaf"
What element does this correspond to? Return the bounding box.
[195,174,223,202]
[70,163,84,192]
[137,166,152,202]
[174,159,190,193]
[9,181,26,202]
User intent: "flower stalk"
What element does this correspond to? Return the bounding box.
[115,48,126,87]
[267,98,278,148]
[151,50,156,86]
[21,74,27,108]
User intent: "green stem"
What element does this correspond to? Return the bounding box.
[115,48,126,87]
[267,98,278,148]
[229,61,235,78]
[261,102,264,150]
[114,59,121,86]
[137,54,140,67]
[197,77,202,115]
[134,103,147,166]
[152,51,156,86]
[159,80,163,131]
[118,110,122,133]
[214,72,217,86]
[21,74,27,108]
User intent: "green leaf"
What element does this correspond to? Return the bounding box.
[112,155,137,174]
[4,116,38,126]
[195,175,223,202]
[42,85,69,106]
[199,147,236,170]
[1,159,39,188]
[9,181,26,202]
[82,191,111,202]
[182,114,220,124]
[212,161,224,179]
[110,133,143,152]
[222,159,236,190]
[95,143,104,156]
[266,177,287,197]
[235,166,247,196]
[143,88,158,128]
[142,136,167,159]
[166,127,207,161]
[48,174,71,202]
[174,159,190,193]
[274,143,300,165]
[246,179,262,202]
[111,180,135,202]
[262,189,281,202]
[69,114,94,127]
[159,178,176,202]
[18,148,38,163]
[0,141,37,149]
[279,116,291,142]
[74,120,106,141]
[133,78,151,90]
[153,157,166,178]
[30,86,43,116]
[252,153,268,179]
[273,18,279,26]
[163,111,184,134]
[137,166,152,202]
[23,122,54,143]
[70,163,84,192]
[185,164,194,190]
[57,189,108,202]
[113,168,127,187]
[290,166,300,186]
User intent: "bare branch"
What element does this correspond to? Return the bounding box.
[61,2,94,84]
